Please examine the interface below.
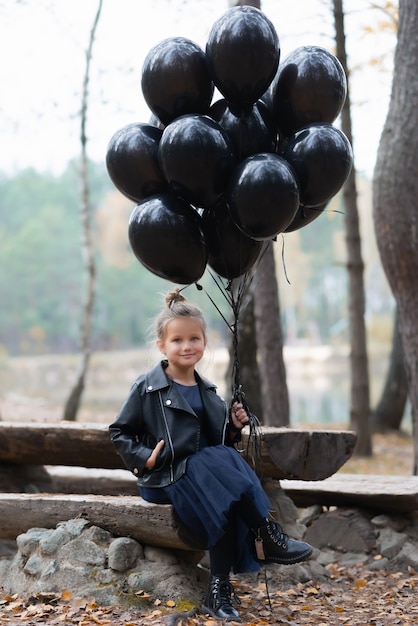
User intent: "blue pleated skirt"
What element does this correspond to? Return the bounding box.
[141,445,271,573]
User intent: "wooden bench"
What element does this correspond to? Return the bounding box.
[0,493,187,547]
[282,474,418,513]
[0,421,357,547]
[0,422,357,480]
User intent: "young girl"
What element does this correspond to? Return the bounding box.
[109,289,312,622]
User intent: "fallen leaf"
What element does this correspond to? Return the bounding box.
[353,578,368,590]
[61,589,72,602]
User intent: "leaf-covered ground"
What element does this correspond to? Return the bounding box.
[1,563,418,625]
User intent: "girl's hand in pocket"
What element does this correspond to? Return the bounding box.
[145,439,165,469]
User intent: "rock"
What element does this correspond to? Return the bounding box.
[405,513,418,541]
[0,518,206,604]
[59,538,106,567]
[108,537,142,571]
[394,541,418,570]
[376,527,407,559]
[58,518,90,537]
[39,526,71,555]
[299,505,323,526]
[306,558,331,581]
[2,506,418,606]
[275,562,312,584]
[371,513,409,532]
[338,552,370,568]
[82,526,113,545]
[368,556,391,571]
[16,528,50,557]
[24,553,43,576]
[263,480,309,539]
[316,549,337,567]
[304,508,376,552]
[144,545,178,565]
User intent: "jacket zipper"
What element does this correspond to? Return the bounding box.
[158,391,175,483]
[221,402,228,443]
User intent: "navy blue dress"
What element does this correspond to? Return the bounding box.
[140,381,271,573]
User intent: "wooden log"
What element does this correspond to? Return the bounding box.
[242,427,357,480]
[0,422,357,481]
[0,422,119,469]
[0,493,195,549]
[0,464,139,496]
[46,467,138,496]
[282,474,418,512]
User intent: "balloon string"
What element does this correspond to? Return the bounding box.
[280,235,291,285]
[197,262,265,476]
[229,292,263,477]
[194,279,234,333]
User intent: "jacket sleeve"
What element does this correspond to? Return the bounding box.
[226,424,243,446]
[109,383,154,478]
[225,409,244,445]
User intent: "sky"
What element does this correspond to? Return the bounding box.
[1,0,396,177]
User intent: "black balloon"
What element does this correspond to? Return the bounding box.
[106,123,169,203]
[128,194,207,284]
[227,153,300,241]
[202,202,264,279]
[159,114,236,209]
[141,37,214,126]
[209,99,277,161]
[284,201,328,233]
[206,6,280,112]
[281,123,352,207]
[271,46,347,138]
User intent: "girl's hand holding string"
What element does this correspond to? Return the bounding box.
[230,402,250,430]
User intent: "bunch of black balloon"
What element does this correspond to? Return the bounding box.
[105,5,353,286]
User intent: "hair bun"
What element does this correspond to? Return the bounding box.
[165,288,186,307]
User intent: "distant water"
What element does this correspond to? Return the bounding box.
[3,344,407,430]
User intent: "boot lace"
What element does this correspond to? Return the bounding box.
[267,520,289,549]
[212,578,241,610]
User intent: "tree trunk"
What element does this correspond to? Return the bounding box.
[63,1,103,421]
[333,0,372,456]
[225,0,289,427]
[226,291,263,419]
[373,0,418,473]
[372,306,408,432]
[253,244,289,425]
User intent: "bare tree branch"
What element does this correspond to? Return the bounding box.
[63,0,103,421]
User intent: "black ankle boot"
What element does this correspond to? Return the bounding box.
[202,575,241,622]
[254,519,313,565]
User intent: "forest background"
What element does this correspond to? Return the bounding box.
[0,0,399,431]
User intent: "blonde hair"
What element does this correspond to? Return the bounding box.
[154,288,207,341]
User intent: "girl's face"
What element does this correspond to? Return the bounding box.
[157,317,206,371]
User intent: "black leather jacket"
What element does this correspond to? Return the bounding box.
[109,361,240,488]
